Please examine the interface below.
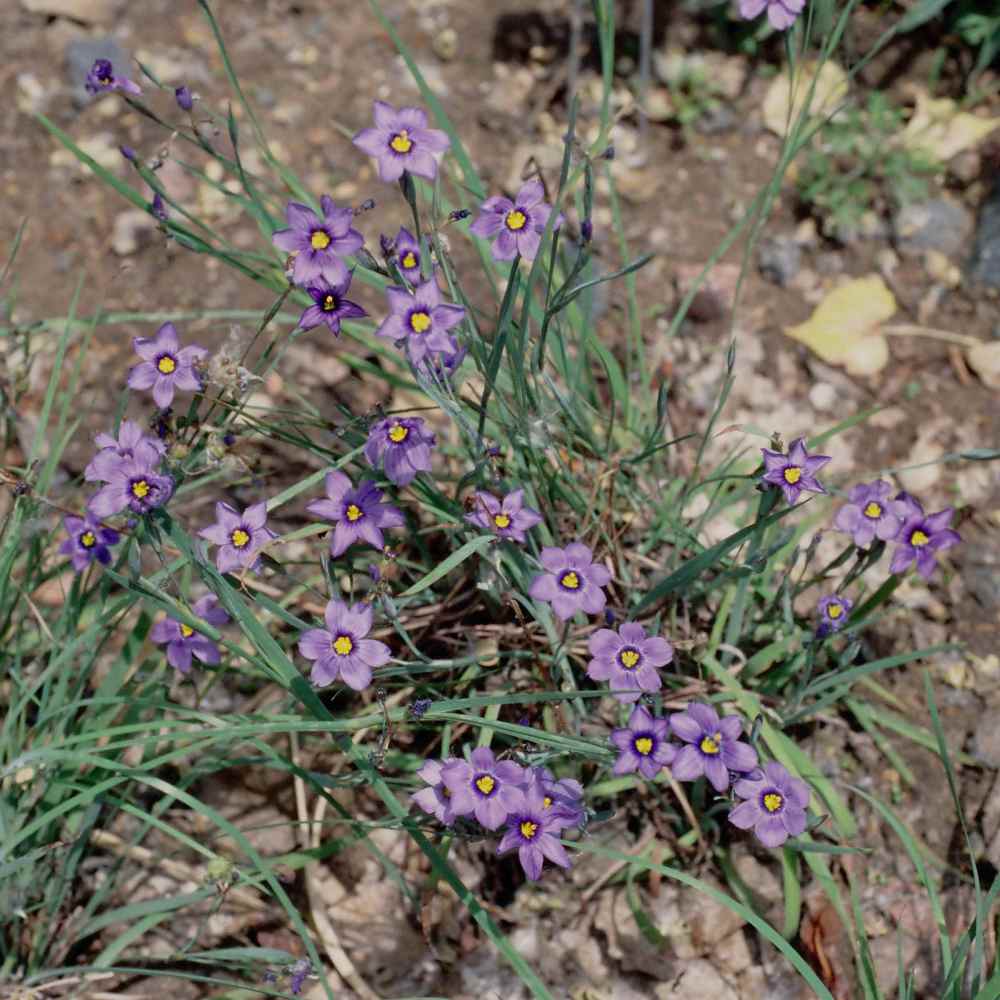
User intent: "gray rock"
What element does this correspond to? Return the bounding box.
[893,198,973,259]
[968,178,1000,288]
[758,236,802,286]
[695,104,739,135]
[66,37,131,107]
[973,709,1000,768]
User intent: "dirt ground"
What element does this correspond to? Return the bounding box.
[3,0,1000,997]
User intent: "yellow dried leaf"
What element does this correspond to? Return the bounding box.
[899,87,1000,162]
[967,340,1000,390]
[784,275,897,376]
[762,60,849,137]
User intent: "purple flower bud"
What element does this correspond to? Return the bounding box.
[174,85,194,111]
[581,218,593,243]
[120,145,138,163]
[409,697,433,719]
[150,192,168,222]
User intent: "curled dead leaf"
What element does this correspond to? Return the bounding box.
[967,340,1000,390]
[762,60,849,137]
[899,85,1000,162]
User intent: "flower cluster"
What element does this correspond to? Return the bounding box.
[412,747,584,881]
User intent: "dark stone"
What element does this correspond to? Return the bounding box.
[892,198,973,259]
[968,177,1000,288]
[66,37,131,107]
[758,236,801,287]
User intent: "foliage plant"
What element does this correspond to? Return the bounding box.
[1,1,998,998]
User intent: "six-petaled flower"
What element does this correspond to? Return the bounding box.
[889,492,961,580]
[391,226,422,281]
[587,621,673,703]
[670,702,758,792]
[127,322,206,410]
[306,470,405,557]
[352,101,451,182]
[469,179,563,262]
[464,488,543,544]
[59,513,120,572]
[375,276,465,365]
[298,599,390,690]
[199,501,275,574]
[150,595,230,674]
[440,747,526,830]
[271,196,364,287]
[728,761,811,847]
[298,273,367,335]
[364,416,436,486]
[496,784,572,881]
[817,593,853,636]
[88,458,174,519]
[761,437,831,505]
[833,479,906,549]
[528,542,611,621]
[610,705,675,779]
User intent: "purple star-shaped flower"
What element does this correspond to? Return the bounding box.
[150,594,229,674]
[497,785,572,881]
[84,419,165,484]
[127,322,207,410]
[587,621,673,703]
[411,757,461,824]
[670,702,758,792]
[440,747,526,830]
[364,416,436,487]
[889,492,961,580]
[528,542,611,621]
[375,277,465,365]
[85,58,141,96]
[525,767,586,831]
[738,0,805,31]
[271,196,364,287]
[297,273,366,335]
[88,458,174,519]
[352,101,450,183]
[299,599,390,690]
[464,488,543,544]
[728,761,810,847]
[59,513,120,572]
[198,501,275,574]
[391,226,422,282]
[761,437,831,505]
[610,705,675,779]
[468,179,563,263]
[833,479,906,549]
[816,593,853,637]
[306,470,405,557]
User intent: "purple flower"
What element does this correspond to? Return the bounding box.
[528,542,611,621]
[174,85,194,111]
[59,513,120,572]
[127,322,206,410]
[306,470,405,557]
[728,761,810,847]
[364,416,436,487]
[88,459,174,518]
[526,767,586,831]
[761,437,831,505]
[271,196,364,287]
[150,192,168,223]
[738,0,805,31]
[670,702,758,792]
[816,593,853,636]
[609,705,675,779]
[392,226,422,281]
[440,747,526,830]
[150,594,229,674]
[411,757,460,824]
[288,959,311,996]
[587,622,673,703]
[84,420,165,484]
[468,179,562,263]
[375,277,465,365]
[198,501,275,574]
[465,489,543,544]
[497,785,572,881]
[833,479,906,549]
[298,273,366,335]
[298,599,390,690]
[85,58,141,96]
[889,493,961,580]
[413,333,467,380]
[120,145,138,163]
[352,101,450,183]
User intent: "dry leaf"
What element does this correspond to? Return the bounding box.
[762,60,849,137]
[899,86,1000,162]
[784,275,897,376]
[967,340,1000,390]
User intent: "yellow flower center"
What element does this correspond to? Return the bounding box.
[230,528,250,548]
[131,480,150,499]
[542,796,553,809]
[310,230,331,250]
[827,602,844,619]
[520,820,538,840]
[390,130,413,153]
[322,294,337,311]
[863,501,883,519]
[619,649,640,670]
[911,529,930,547]
[763,792,783,813]
[634,736,654,756]
[388,424,409,443]
[559,570,580,590]
[493,513,511,529]
[80,531,97,548]
[783,466,802,485]
[409,310,432,334]
[475,775,495,795]
[180,623,194,638]
[345,503,363,522]
[157,355,176,374]
[505,209,527,231]
[401,251,417,269]
[700,732,722,755]
[333,634,353,656]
